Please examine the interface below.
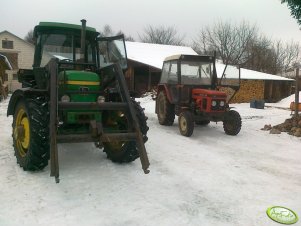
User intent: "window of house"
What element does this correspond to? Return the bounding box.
[2,40,14,49]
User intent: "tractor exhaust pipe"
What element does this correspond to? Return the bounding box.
[80,19,86,61]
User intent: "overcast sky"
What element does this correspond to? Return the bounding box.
[1,0,300,45]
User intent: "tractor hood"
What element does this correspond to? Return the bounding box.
[59,70,100,86]
[58,70,101,102]
[192,88,226,98]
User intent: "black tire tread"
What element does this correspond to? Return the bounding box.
[13,96,49,171]
[157,91,175,126]
[104,99,148,163]
[223,110,242,136]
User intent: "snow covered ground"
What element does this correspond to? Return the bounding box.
[0,94,300,226]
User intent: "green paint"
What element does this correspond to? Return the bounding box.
[267,206,299,224]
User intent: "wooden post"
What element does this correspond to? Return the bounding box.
[295,68,299,116]
[148,67,151,91]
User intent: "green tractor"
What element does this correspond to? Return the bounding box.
[7,20,150,182]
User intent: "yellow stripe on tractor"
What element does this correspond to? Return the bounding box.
[65,80,100,86]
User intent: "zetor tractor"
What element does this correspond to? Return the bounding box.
[7,20,149,182]
[156,54,242,137]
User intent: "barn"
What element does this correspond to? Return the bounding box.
[124,41,294,103]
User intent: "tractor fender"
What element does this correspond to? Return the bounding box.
[7,88,47,116]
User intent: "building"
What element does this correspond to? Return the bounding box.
[0,30,35,91]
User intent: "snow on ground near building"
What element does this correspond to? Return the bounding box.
[0,96,300,226]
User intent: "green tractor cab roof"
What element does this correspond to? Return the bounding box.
[164,54,215,62]
[33,21,99,37]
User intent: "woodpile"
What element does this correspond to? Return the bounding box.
[262,115,301,137]
[220,80,264,103]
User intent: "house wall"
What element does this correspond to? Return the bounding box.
[0,31,35,91]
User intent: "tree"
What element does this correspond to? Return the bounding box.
[139,25,185,46]
[281,0,301,25]
[272,40,300,74]
[241,35,275,73]
[193,21,258,65]
[99,24,135,41]
[24,29,34,44]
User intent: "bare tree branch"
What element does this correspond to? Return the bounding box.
[139,25,185,46]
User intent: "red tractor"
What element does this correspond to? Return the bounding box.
[156,54,242,137]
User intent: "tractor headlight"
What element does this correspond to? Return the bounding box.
[220,101,225,107]
[212,100,217,107]
[97,96,105,103]
[61,95,70,102]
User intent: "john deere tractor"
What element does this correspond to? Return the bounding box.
[7,20,149,182]
[156,54,242,137]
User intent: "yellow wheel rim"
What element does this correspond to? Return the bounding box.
[13,107,30,157]
[179,116,187,132]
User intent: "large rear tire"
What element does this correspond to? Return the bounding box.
[103,99,149,163]
[223,110,242,135]
[12,96,49,170]
[156,91,175,126]
[178,111,194,137]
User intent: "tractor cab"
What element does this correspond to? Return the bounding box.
[156,54,242,137]
[159,54,218,105]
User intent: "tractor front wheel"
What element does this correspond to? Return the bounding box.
[178,111,194,137]
[223,110,242,135]
[103,99,149,163]
[157,91,175,126]
[12,97,49,170]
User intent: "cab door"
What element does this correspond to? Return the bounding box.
[97,35,128,70]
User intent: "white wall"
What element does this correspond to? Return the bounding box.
[0,31,34,91]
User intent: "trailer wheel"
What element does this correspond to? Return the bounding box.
[157,91,175,126]
[12,96,49,170]
[178,111,194,137]
[223,110,242,135]
[103,99,149,163]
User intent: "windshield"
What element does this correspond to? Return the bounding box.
[181,61,213,85]
[39,33,94,67]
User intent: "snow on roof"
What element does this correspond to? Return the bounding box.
[125,41,293,81]
[215,63,293,81]
[125,41,197,69]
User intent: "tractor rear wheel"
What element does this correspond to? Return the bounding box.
[103,99,149,163]
[12,96,49,170]
[178,111,194,137]
[157,91,175,126]
[223,110,242,135]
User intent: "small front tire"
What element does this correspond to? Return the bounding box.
[178,111,194,137]
[223,110,242,136]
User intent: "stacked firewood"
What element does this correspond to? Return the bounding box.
[220,80,264,103]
